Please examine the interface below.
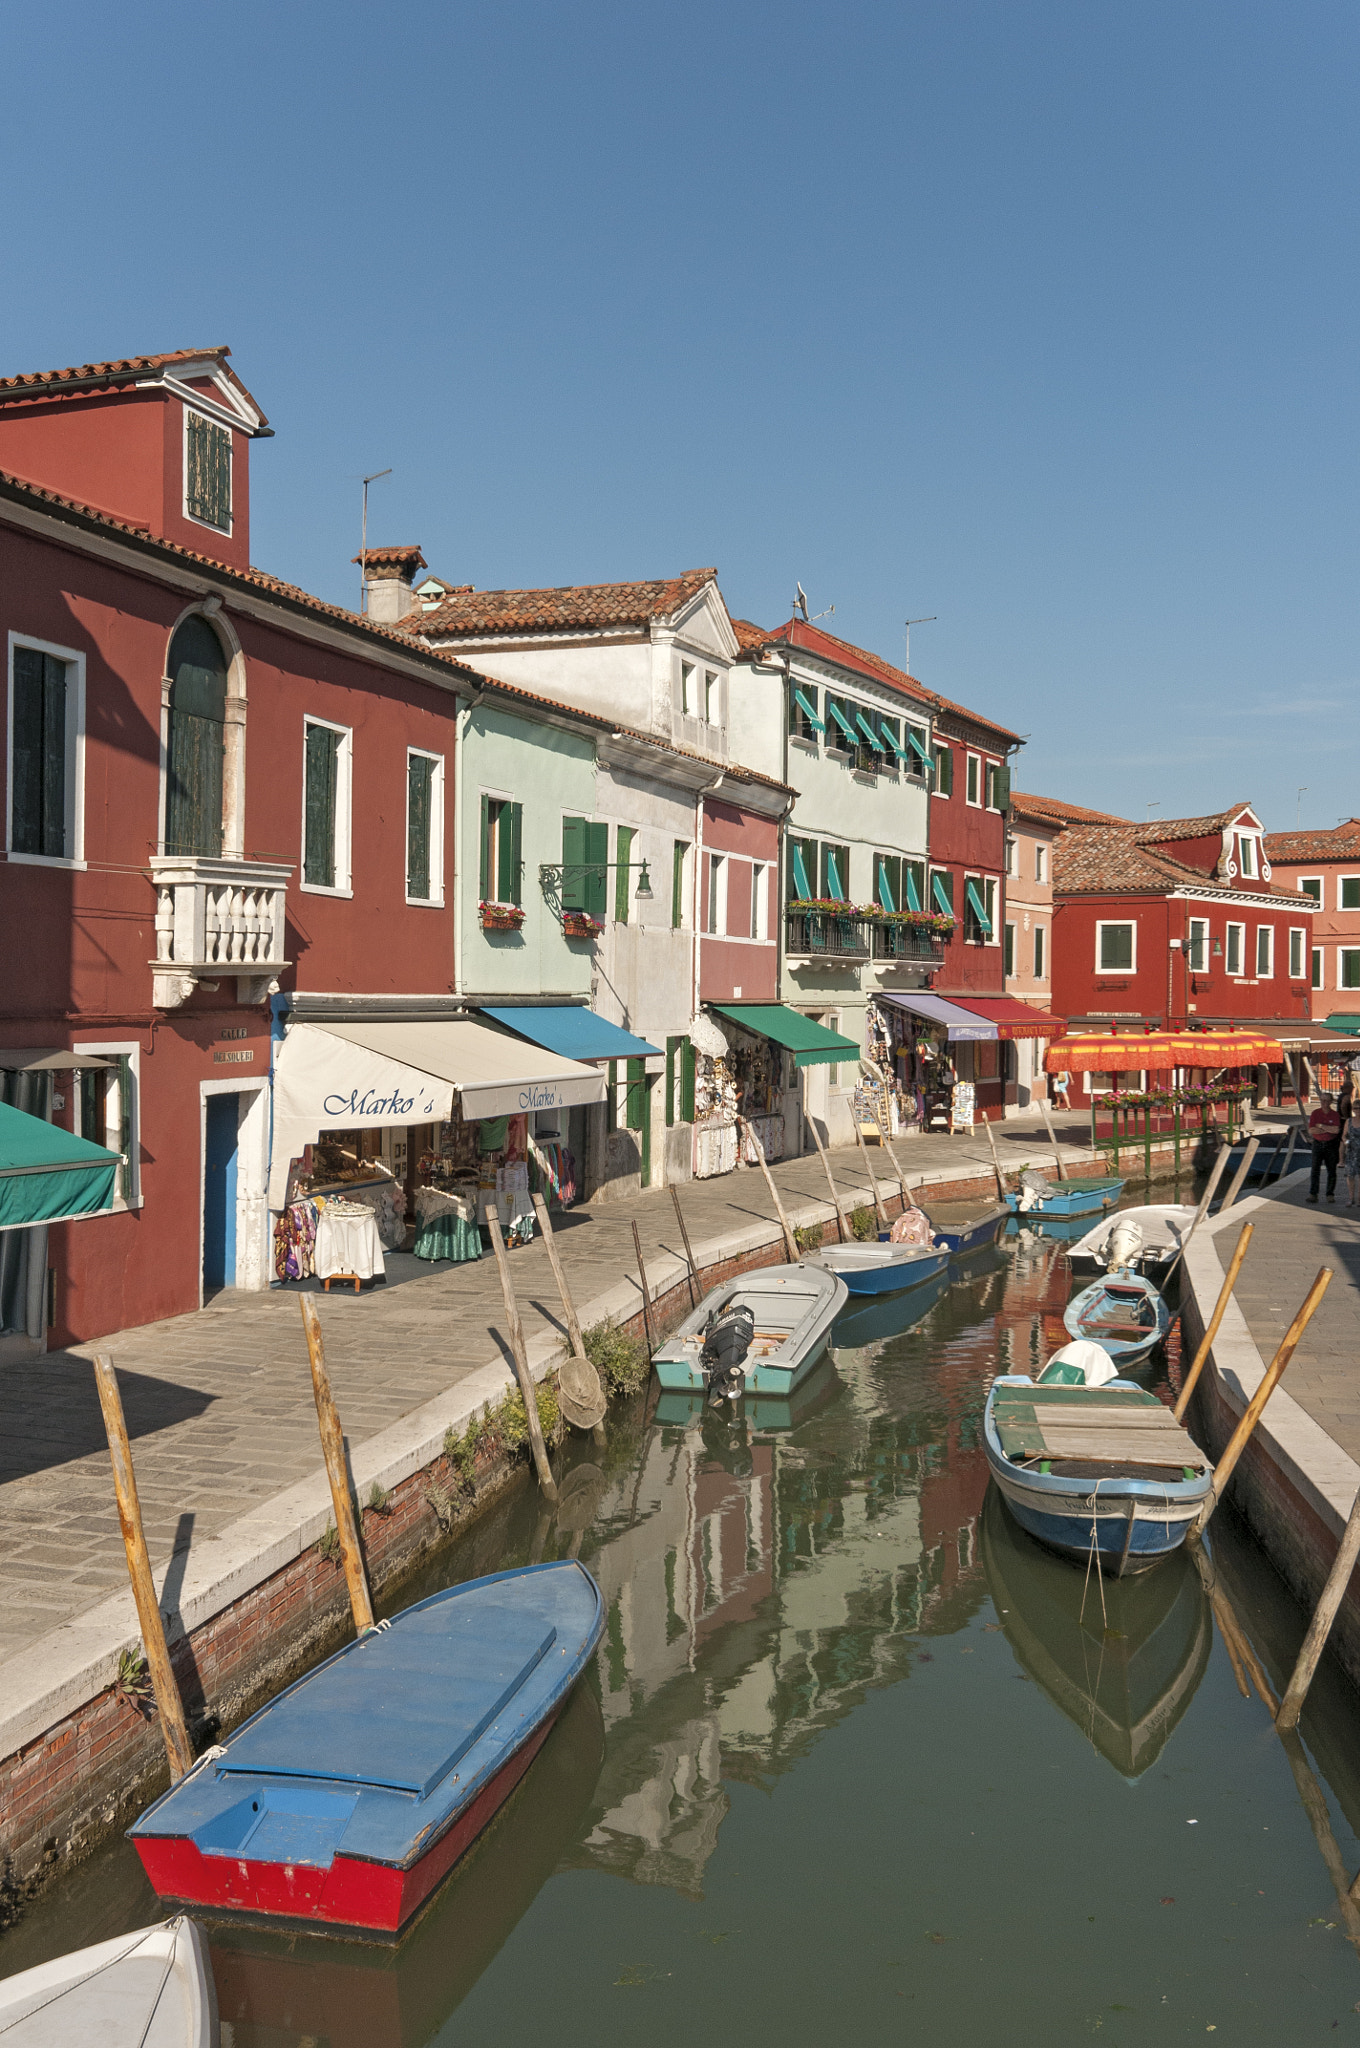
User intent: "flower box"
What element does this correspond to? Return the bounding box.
[562,910,604,940]
[479,901,525,931]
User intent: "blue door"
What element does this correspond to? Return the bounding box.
[203,1094,239,1291]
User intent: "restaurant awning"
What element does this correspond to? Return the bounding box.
[269,1019,606,1206]
[875,992,997,1043]
[709,1004,860,1068]
[1043,1030,1285,1073]
[0,1101,120,1229]
[480,1006,662,1061]
[1324,1014,1360,1037]
[943,996,1067,1041]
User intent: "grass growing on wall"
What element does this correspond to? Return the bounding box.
[582,1317,651,1398]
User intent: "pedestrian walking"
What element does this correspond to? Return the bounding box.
[1308,1093,1342,1204]
[1052,1069,1072,1112]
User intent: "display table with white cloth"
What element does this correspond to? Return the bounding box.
[413,1184,482,1263]
[313,1201,386,1287]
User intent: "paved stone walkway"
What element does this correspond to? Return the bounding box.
[1213,1175,1360,1466]
[0,1112,1107,1662]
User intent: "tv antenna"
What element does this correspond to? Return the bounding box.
[904,616,936,671]
[1297,786,1307,827]
[359,468,392,612]
[794,582,835,624]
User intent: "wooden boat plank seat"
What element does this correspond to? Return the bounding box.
[994,1391,1201,1466]
[1025,1429,1206,1467]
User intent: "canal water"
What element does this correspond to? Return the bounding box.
[6,1216,1360,2043]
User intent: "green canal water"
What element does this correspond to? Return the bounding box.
[6,1221,1360,2043]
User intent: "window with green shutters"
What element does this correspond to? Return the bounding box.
[10,645,69,858]
[76,1051,135,1204]
[874,853,901,912]
[933,743,953,796]
[680,1039,696,1123]
[185,410,232,532]
[672,840,687,928]
[479,797,522,904]
[561,817,607,916]
[407,753,434,900]
[820,842,851,903]
[788,836,818,902]
[615,825,635,924]
[303,722,341,887]
[165,617,228,857]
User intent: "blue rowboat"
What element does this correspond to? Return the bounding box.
[1005,1175,1126,1219]
[130,1561,604,1937]
[805,1241,949,1297]
[984,1373,1213,1575]
[1062,1269,1171,1369]
[652,1264,846,1400]
[927,1204,1010,1256]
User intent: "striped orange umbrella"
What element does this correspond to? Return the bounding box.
[1043,1031,1284,1073]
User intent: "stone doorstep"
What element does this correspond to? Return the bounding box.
[0,1135,1112,1766]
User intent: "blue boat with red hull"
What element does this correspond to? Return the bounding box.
[130,1560,604,1938]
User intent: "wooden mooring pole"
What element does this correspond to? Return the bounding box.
[1037,1098,1068,1181]
[530,1192,606,1439]
[485,1201,558,1504]
[982,1114,1008,1203]
[1172,1219,1253,1423]
[740,1117,800,1261]
[866,1102,913,1212]
[631,1220,656,1358]
[853,1114,889,1233]
[1276,1483,1360,1731]
[1191,1266,1332,1539]
[93,1353,194,1780]
[299,1296,375,1634]
[669,1184,703,1305]
[1219,1134,1259,1213]
[1162,1144,1232,1289]
[804,1115,852,1242]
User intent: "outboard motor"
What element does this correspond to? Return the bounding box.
[1105,1217,1144,1271]
[1017,1169,1052,1214]
[700,1302,756,1406]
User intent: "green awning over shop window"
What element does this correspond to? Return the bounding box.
[0,1100,119,1229]
[710,1004,861,1069]
[1324,1014,1360,1036]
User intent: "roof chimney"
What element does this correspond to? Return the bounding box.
[354,544,427,623]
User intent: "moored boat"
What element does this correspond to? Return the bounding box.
[651,1264,847,1401]
[1004,1173,1126,1219]
[984,1368,1213,1574]
[1067,1205,1195,1280]
[653,1354,842,1431]
[923,1202,1010,1256]
[130,1561,604,1938]
[1062,1267,1171,1368]
[0,1916,216,2045]
[805,1240,949,1297]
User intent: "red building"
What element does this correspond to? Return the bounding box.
[1049,802,1316,1097]
[926,699,1022,1002]
[0,348,484,1351]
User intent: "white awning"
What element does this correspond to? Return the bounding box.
[269,1019,605,1206]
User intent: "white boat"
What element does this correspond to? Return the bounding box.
[0,1917,216,2046]
[652,1263,848,1402]
[1067,1205,1196,1281]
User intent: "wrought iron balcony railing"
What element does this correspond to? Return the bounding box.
[872,923,946,964]
[784,908,871,961]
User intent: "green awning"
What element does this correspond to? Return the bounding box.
[879,720,908,761]
[855,711,885,753]
[965,879,993,936]
[825,850,845,898]
[793,687,824,733]
[711,1004,860,1069]
[1324,1014,1360,1035]
[931,873,954,917]
[906,726,932,768]
[877,859,896,913]
[791,844,813,898]
[827,702,858,747]
[0,1101,119,1228]
[904,865,923,912]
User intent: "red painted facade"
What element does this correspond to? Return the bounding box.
[698,794,780,1003]
[928,713,1014,999]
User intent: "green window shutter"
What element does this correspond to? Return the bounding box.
[827,700,858,747]
[615,825,635,924]
[906,726,931,769]
[166,618,226,856]
[934,745,953,795]
[672,840,686,928]
[507,802,523,905]
[479,795,492,899]
[680,1040,696,1123]
[304,725,338,887]
[496,799,520,903]
[186,412,231,531]
[994,764,1011,812]
[407,755,431,899]
[1003,922,1015,976]
[904,863,924,912]
[855,711,885,753]
[879,718,907,760]
[606,1059,617,1131]
[561,816,585,909]
[965,879,992,935]
[11,646,68,857]
[875,858,896,912]
[932,871,954,916]
[626,1057,645,1129]
[791,842,813,900]
[584,822,609,919]
[115,1054,133,1203]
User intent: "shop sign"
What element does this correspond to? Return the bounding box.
[461,1073,606,1120]
[320,1081,442,1121]
[214,1050,255,1065]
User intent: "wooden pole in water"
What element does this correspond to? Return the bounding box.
[631,1220,656,1358]
[740,1116,800,1261]
[669,1184,703,1305]
[1277,1483,1360,1730]
[853,1113,890,1232]
[1037,1097,1068,1181]
[530,1192,606,1442]
[530,1192,587,1360]
[1162,1144,1232,1287]
[92,1354,194,1780]
[1192,1266,1332,1538]
[804,1115,852,1242]
[1219,1134,1259,1213]
[299,1297,375,1634]
[485,1202,558,1504]
[982,1114,1008,1202]
[1172,1220,1253,1423]
[866,1100,913,1211]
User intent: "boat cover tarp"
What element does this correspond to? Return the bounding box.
[0,1100,119,1228]
[708,1004,859,1068]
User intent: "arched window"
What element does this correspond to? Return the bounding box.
[165,616,227,855]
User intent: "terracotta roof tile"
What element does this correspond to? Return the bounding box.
[730,616,774,652]
[1264,821,1360,862]
[0,346,268,428]
[352,544,427,575]
[401,567,719,639]
[1054,821,1302,899]
[1009,790,1129,826]
[1129,806,1254,844]
[749,617,1022,744]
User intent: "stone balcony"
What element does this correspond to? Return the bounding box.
[150,854,292,1010]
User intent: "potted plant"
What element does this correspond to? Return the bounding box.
[561,909,604,940]
[479,900,525,931]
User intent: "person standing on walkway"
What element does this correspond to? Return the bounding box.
[1344,1114,1360,1207]
[1052,1069,1072,1112]
[1308,1093,1343,1204]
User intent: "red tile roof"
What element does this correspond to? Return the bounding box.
[746,616,1023,745]
[0,346,268,427]
[730,616,774,652]
[352,544,427,575]
[1010,790,1129,826]
[1129,806,1255,844]
[401,567,720,639]
[1264,820,1360,862]
[1054,821,1301,899]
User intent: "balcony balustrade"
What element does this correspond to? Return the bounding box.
[872,922,946,965]
[150,854,292,1009]
[784,907,871,961]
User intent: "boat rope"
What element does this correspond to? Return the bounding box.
[184,1742,227,1778]
[1079,1480,1109,1629]
[0,1922,176,2037]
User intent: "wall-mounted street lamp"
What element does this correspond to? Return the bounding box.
[538,859,652,899]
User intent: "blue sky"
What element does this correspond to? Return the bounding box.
[4,3,1356,828]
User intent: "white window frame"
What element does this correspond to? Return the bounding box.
[984,759,1003,812]
[681,660,699,717]
[1035,842,1047,883]
[704,670,720,724]
[1236,832,1257,879]
[6,633,87,870]
[69,1038,142,1209]
[1225,921,1246,978]
[1341,949,1360,994]
[751,860,770,942]
[182,405,234,537]
[1187,917,1209,973]
[1339,875,1360,913]
[404,747,444,907]
[965,752,982,807]
[1312,946,1324,990]
[1299,875,1322,904]
[707,851,728,935]
[300,716,353,898]
[1289,927,1306,980]
[1096,919,1137,973]
[1033,922,1046,980]
[1003,837,1017,878]
[1256,924,1274,978]
[983,876,999,946]
[933,742,952,798]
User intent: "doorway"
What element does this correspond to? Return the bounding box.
[203,1093,239,1293]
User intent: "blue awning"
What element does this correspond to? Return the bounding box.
[481,1006,662,1061]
